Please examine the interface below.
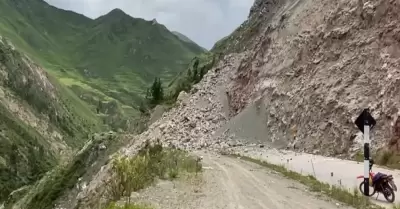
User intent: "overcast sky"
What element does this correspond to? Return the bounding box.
[44,0,254,49]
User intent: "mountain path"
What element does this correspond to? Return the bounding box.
[132,152,352,209]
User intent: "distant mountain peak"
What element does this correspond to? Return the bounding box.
[109,8,125,15]
[107,8,128,18]
[95,8,133,23]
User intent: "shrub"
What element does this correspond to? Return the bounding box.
[106,141,202,203]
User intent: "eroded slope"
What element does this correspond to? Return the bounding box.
[217,0,400,157]
[0,37,100,201]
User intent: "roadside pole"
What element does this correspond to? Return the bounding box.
[354,108,376,196]
[363,119,370,195]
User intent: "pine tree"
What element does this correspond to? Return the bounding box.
[193,58,199,70]
[192,59,199,83]
[149,77,164,105]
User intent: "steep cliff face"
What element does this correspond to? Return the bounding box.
[218,0,400,157]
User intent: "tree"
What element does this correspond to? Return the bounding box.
[9,144,18,175]
[149,77,164,106]
[193,58,199,70]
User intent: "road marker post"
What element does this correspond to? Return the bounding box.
[354,108,376,196]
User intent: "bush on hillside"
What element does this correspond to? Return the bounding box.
[105,140,202,202]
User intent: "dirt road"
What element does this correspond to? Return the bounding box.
[133,152,351,209]
[232,146,399,208]
[198,152,349,209]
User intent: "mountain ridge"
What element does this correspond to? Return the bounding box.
[0,0,206,202]
[0,0,205,119]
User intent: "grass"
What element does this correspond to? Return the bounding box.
[105,140,202,205]
[230,154,386,209]
[8,132,119,209]
[105,202,153,209]
[374,150,400,169]
[353,149,400,170]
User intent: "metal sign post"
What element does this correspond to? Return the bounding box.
[354,108,376,196]
[363,121,370,196]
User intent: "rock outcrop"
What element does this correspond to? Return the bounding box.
[221,0,400,157]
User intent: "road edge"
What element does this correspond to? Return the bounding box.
[228,153,390,209]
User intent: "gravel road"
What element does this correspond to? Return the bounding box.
[133,152,351,209]
[233,146,399,208]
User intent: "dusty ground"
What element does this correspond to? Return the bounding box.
[130,152,351,209]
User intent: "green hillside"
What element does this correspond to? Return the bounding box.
[0,0,205,202]
[0,36,102,201]
[172,31,208,51]
[0,0,205,118]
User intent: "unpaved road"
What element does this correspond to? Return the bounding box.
[133,152,351,209]
[233,146,399,208]
[198,152,349,209]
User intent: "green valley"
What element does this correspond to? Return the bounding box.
[0,0,205,120]
[0,0,206,203]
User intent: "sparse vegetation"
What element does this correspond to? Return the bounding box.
[105,140,202,204]
[138,52,216,115]
[7,132,119,209]
[353,150,364,162]
[105,202,153,209]
[376,149,398,168]
[164,53,216,103]
[353,149,400,169]
[231,154,385,209]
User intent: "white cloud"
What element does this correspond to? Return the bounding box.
[44,0,254,49]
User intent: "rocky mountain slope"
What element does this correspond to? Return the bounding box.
[114,0,400,160]
[0,37,101,202]
[0,0,205,120]
[46,0,400,208]
[217,0,400,157]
